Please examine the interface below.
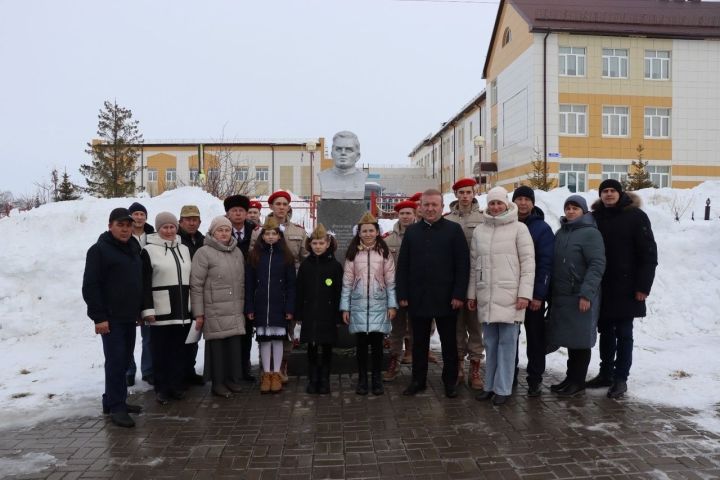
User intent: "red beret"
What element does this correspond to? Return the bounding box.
[394,200,418,213]
[452,178,477,191]
[267,191,291,206]
[249,200,262,210]
[408,192,422,202]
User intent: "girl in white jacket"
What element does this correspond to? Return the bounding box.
[467,187,535,405]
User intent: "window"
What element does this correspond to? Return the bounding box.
[207,168,219,181]
[189,168,198,183]
[558,163,587,193]
[647,165,670,188]
[602,48,628,78]
[645,50,670,80]
[559,47,586,76]
[491,127,498,152]
[602,164,628,184]
[602,106,629,137]
[502,27,512,47]
[644,107,670,138]
[147,169,157,182]
[559,105,587,135]
[256,167,269,182]
[165,168,176,182]
[234,167,248,181]
[490,80,497,106]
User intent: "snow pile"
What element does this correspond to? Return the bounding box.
[0,453,58,476]
[0,184,719,432]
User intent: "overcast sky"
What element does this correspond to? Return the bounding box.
[0,0,498,194]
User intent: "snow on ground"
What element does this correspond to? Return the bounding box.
[0,184,719,434]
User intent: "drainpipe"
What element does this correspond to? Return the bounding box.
[270,145,276,191]
[140,145,144,191]
[543,31,550,182]
[452,125,456,184]
[439,137,444,192]
[432,142,436,179]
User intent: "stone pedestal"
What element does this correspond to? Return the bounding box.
[317,199,367,264]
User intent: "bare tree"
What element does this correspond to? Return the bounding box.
[670,193,693,222]
[0,191,13,217]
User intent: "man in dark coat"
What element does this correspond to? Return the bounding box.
[396,189,470,398]
[82,208,144,428]
[178,204,206,387]
[225,194,259,381]
[512,186,554,396]
[588,179,658,398]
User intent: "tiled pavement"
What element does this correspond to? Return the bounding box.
[2,363,720,480]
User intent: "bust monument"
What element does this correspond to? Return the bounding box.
[317,130,367,200]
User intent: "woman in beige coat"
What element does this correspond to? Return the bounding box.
[190,216,246,398]
[468,187,535,405]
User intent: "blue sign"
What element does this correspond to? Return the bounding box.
[547,152,561,158]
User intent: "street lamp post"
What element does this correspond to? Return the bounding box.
[473,135,486,192]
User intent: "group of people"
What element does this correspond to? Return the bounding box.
[82,177,657,428]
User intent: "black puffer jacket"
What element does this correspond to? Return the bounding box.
[82,232,143,325]
[296,242,343,344]
[592,192,658,318]
[178,228,205,259]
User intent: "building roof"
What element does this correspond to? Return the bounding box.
[484,0,720,78]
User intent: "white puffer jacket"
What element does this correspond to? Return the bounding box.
[467,202,535,324]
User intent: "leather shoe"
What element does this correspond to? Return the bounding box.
[585,374,612,389]
[556,383,585,397]
[475,389,494,401]
[225,382,243,393]
[550,377,570,392]
[212,384,234,398]
[607,380,627,399]
[402,382,427,396]
[156,393,170,405]
[492,394,510,405]
[444,385,458,398]
[103,403,142,415]
[168,390,185,400]
[527,383,542,397]
[109,411,135,428]
[185,373,205,386]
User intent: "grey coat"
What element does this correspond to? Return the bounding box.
[190,235,246,340]
[547,213,605,349]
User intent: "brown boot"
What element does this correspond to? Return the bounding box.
[456,359,465,385]
[401,338,412,364]
[428,350,439,364]
[279,360,289,384]
[270,372,283,393]
[469,359,483,390]
[383,355,400,382]
[260,373,271,394]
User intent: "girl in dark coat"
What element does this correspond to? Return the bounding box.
[547,195,605,397]
[295,224,343,394]
[245,217,296,394]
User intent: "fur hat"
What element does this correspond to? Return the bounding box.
[128,202,147,215]
[598,179,623,195]
[154,211,178,231]
[452,178,477,191]
[564,195,589,214]
[208,215,232,235]
[261,215,281,231]
[223,195,250,212]
[357,212,377,225]
[486,186,509,206]
[512,185,535,204]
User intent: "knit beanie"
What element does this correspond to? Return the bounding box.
[128,202,147,215]
[598,179,623,195]
[512,185,535,204]
[154,211,178,231]
[486,186,509,206]
[208,215,232,235]
[564,194,589,214]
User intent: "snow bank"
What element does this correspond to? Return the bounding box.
[0,184,719,433]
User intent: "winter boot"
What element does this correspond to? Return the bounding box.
[318,365,331,394]
[456,359,466,385]
[527,382,542,397]
[279,360,289,384]
[383,355,400,382]
[306,362,318,394]
[607,380,627,399]
[260,373,272,394]
[585,373,613,389]
[556,383,585,397]
[550,377,570,393]
[371,371,384,396]
[355,373,369,395]
[212,383,233,398]
[270,372,283,393]
[469,359,483,390]
[401,338,412,364]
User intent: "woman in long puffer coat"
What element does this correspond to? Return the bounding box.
[467,187,535,406]
[190,215,246,399]
[340,212,397,397]
[547,195,605,397]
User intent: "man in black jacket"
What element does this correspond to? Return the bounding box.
[396,189,470,398]
[588,179,658,398]
[178,204,206,386]
[82,208,144,428]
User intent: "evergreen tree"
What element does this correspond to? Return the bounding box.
[624,144,655,191]
[80,100,143,197]
[57,169,81,201]
[526,147,556,191]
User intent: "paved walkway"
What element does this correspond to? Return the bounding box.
[2,364,720,479]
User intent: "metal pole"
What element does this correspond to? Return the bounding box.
[705,198,711,220]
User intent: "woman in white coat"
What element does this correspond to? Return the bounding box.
[467,186,535,405]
